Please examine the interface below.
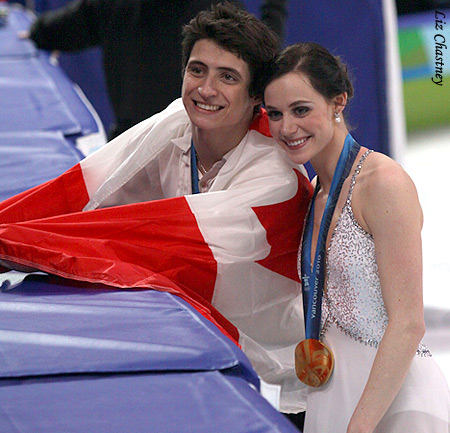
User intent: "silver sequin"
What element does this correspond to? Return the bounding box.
[302,150,431,357]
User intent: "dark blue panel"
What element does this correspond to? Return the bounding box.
[244,0,389,156]
[57,49,115,135]
[283,0,388,154]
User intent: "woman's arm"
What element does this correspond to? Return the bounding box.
[347,154,425,433]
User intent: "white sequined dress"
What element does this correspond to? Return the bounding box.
[303,151,450,433]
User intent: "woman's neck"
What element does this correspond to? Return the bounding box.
[310,128,349,193]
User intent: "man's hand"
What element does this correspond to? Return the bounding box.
[17,30,30,39]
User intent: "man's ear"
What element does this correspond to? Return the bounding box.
[253,95,263,106]
[252,96,263,116]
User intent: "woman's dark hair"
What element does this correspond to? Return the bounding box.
[181,2,280,99]
[264,42,354,103]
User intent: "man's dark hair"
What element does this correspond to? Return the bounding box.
[181,2,280,98]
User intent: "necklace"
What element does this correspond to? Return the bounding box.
[196,154,208,175]
[190,140,209,194]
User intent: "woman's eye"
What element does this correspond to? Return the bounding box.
[267,110,282,121]
[294,107,309,116]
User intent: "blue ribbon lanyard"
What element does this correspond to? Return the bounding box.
[301,134,361,340]
[190,140,200,194]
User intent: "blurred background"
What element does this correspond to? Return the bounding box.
[3,0,450,381]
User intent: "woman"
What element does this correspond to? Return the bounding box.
[263,42,450,433]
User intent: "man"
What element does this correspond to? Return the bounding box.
[2,3,311,427]
[22,0,288,138]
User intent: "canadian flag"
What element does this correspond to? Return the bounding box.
[0,99,312,410]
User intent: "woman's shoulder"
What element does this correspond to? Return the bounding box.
[357,149,415,195]
[352,148,422,232]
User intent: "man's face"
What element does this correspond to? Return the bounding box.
[182,39,259,137]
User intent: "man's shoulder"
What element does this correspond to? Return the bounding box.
[220,130,309,189]
[243,130,301,170]
[126,99,190,142]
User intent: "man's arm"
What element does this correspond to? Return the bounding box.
[27,0,103,51]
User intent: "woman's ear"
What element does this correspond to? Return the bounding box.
[333,92,348,114]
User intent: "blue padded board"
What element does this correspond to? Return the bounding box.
[0,275,258,387]
[0,4,37,58]
[0,57,82,135]
[0,373,299,433]
[0,2,102,137]
[0,131,82,201]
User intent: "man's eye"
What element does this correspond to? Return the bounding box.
[189,66,204,76]
[222,73,237,82]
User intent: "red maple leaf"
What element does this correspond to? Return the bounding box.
[253,170,313,282]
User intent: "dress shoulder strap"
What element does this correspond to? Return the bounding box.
[346,149,373,203]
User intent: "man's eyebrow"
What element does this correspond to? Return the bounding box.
[187,60,243,79]
[186,60,207,68]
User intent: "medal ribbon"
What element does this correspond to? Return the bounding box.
[190,140,200,194]
[301,134,360,339]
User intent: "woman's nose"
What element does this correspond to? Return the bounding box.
[280,115,297,135]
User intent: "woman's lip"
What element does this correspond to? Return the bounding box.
[284,136,310,149]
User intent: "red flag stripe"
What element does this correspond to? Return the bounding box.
[0,164,89,223]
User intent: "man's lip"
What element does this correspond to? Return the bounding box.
[194,101,223,112]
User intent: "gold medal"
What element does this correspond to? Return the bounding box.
[295,338,334,387]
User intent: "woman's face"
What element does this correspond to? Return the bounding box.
[264,72,336,165]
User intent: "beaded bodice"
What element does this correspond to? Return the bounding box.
[321,150,430,356]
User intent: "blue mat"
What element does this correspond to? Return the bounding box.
[0,275,258,387]
[0,57,82,134]
[0,4,37,58]
[0,372,298,433]
[0,131,82,201]
[0,2,103,137]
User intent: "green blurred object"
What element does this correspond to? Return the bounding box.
[403,78,450,130]
[398,10,450,131]
[398,29,428,69]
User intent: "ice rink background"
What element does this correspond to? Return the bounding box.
[404,126,450,385]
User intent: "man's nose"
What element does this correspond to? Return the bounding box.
[198,75,218,99]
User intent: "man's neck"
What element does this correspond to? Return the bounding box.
[192,125,249,171]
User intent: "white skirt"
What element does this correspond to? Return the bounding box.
[304,323,450,433]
